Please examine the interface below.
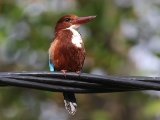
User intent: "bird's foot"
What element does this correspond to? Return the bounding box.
[76,71,81,74]
[61,70,67,78]
[76,71,81,76]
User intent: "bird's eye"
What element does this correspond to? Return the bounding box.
[64,18,71,22]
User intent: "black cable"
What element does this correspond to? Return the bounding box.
[0,72,159,93]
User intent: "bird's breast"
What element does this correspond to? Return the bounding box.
[49,29,85,71]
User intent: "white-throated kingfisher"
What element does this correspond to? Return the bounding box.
[48,14,96,115]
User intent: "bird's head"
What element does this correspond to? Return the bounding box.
[55,14,96,32]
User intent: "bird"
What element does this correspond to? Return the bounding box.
[48,14,96,115]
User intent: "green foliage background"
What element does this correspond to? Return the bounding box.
[0,0,160,120]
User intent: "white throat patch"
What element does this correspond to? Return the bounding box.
[67,25,82,48]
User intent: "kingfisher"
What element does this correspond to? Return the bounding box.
[48,14,96,115]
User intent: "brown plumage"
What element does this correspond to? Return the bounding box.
[49,29,85,72]
[48,14,96,115]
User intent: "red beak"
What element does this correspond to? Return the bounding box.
[72,16,96,24]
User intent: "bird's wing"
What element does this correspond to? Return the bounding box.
[49,54,55,71]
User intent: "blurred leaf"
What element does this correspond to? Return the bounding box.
[91,110,111,120]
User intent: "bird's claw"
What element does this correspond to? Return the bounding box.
[61,70,67,78]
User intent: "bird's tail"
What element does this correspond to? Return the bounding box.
[63,92,77,115]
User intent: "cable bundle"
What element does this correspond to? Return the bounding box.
[0,72,160,93]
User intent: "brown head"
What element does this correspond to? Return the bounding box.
[55,14,96,33]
